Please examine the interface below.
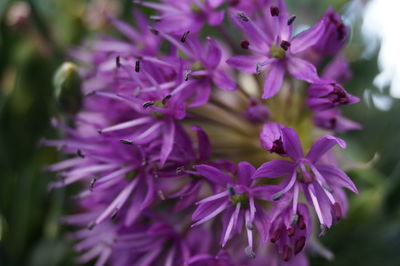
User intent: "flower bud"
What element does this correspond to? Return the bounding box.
[53,62,82,114]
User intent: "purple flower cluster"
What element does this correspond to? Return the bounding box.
[44,0,361,265]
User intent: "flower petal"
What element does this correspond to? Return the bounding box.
[262,62,285,99]
[291,18,326,54]
[282,127,304,160]
[194,164,233,185]
[227,55,263,74]
[253,160,296,179]
[160,120,176,167]
[306,136,346,163]
[238,161,256,186]
[192,126,212,161]
[212,69,236,91]
[287,57,320,83]
[208,10,225,26]
[204,37,222,69]
[315,164,358,193]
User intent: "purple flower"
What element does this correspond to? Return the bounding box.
[307,80,360,111]
[322,56,352,84]
[192,162,274,257]
[254,127,358,229]
[268,202,312,261]
[227,0,327,98]
[135,0,225,33]
[312,8,348,56]
[259,122,286,156]
[313,109,362,132]
[243,98,270,124]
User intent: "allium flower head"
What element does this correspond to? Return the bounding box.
[45,1,362,265]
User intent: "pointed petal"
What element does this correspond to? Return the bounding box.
[204,37,222,69]
[107,15,140,42]
[262,62,285,99]
[251,185,283,201]
[194,164,233,185]
[253,160,296,178]
[212,69,236,91]
[291,18,326,54]
[238,161,256,186]
[316,164,358,193]
[160,120,176,166]
[227,55,263,74]
[233,12,272,47]
[282,127,304,160]
[192,201,229,227]
[306,136,346,163]
[192,126,212,161]
[188,79,211,107]
[287,57,320,83]
[208,10,225,26]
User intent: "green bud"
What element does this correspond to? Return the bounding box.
[53,62,82,114]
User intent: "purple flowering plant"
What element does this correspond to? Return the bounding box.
[45,0,362,265]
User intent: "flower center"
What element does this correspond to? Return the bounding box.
[269,44,287,59]
[296,164,314,184]
[230,193,249,207]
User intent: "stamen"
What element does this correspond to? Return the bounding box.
[228,184,236,196]
[287,226,295,237]
[180,31,190,43]
[294,236,306,254]
[143,101,155,108]
[89,177,97,191]
[272,191,284,201]
[176,166,185,174]
[162,95,171,105]
[149,15,162,22]
[256,62,263,74]
[246,222,254,230]
[280,40,291,51]
[77,149,85,158]
[116,56,121,67]
[336,22,346,40]
[282,245,292,261]
[245,246,256,259]
[237,12,249,22]
[184,70,192,81]
[120,139,133,145]
[287,15,296,25]
[270,6,280,17]
[240,40,250,49]
[111,207,119,220]
[271,137,285,155]
[270,228,281,243]
[87,222,95,230]
[298,214,306,230]
[135,60,140,72]
[245,211,255,258]
[290,213,299,225]
[149,27,159,35]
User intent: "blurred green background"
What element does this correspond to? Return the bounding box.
[1,0,399,265]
